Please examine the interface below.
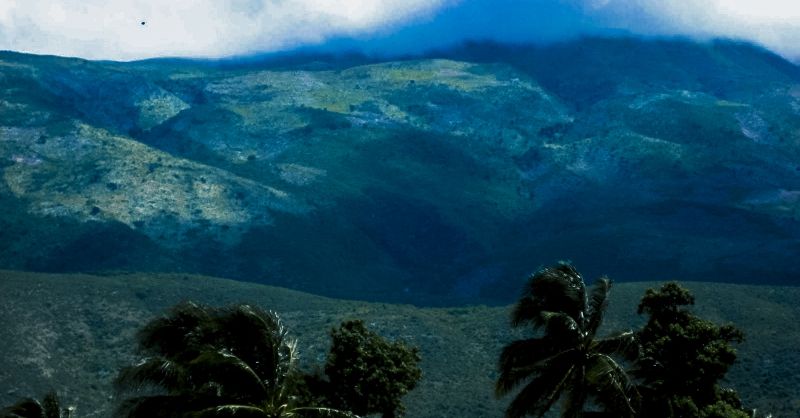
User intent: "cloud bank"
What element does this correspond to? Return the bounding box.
[1,0,800,61]
[0,0,453,60]
[585,0,800,61]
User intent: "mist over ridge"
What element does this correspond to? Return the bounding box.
[3,0,800,62]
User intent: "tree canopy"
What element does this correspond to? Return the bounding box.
[634,282,751,418]
[309,319,422,418]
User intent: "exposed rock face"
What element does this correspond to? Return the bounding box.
[1,38,799,304]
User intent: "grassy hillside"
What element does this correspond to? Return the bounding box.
[1,270,798,417]
[2,38,800,304]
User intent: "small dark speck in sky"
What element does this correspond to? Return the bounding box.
[141,21,146,26]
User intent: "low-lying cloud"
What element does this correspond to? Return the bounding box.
[586,0,800,60]
[1,0,800,61]
[0,0,453,60]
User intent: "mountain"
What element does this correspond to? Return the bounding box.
[2,37,800,304]
[2,270,798,417]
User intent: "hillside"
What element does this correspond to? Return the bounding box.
[2,37,800,304]
[1,270,798,417]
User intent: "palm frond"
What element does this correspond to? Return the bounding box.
[501,264,638,418]
[505,361,576,418]
[498,338,559,374]
[560,370,587,418]
[114,395,191,418]
[514,264,587,329]
[590,331,639,361]
[585,354,638,418]
[1,398,44,418]
[189,405,360,418]
[190,405,271,418]
[540,311,581,343]
[290,406,360,418]
[187,350,269,401]
[137,301,214,358]
[496,348,578,397]
[41,392,60,418]
[214,306,297,392]
[114,357,184,394]
[510,296,544,328]
[585,278,611,339]
[115,302,313,418]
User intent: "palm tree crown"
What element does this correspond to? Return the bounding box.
[496,263,639,418]
[114,302,355,418]
[1,392,73,418]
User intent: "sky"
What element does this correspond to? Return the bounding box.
[1,0,800,61]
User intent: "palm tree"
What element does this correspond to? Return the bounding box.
[114,302,356,418]
[496,263,639,418]
[1,392,74,418]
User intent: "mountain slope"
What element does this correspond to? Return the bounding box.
[1,37,800,304]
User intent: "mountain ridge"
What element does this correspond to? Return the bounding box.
[1,36,800,304]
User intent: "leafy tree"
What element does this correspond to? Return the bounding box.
[496,263,639,418]
[316,320,422,418]
[634,282,751,418]
[114,302,354,418]
[1,392,74,418]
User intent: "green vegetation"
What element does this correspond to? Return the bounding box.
[113,302,354,418]
[0,392,73,418]
[307,320,422,418]
[493,265,768,418]
[634,283,752,418]
[1,270,792,417]
[496,264,638,417]
[3,39,800,305]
